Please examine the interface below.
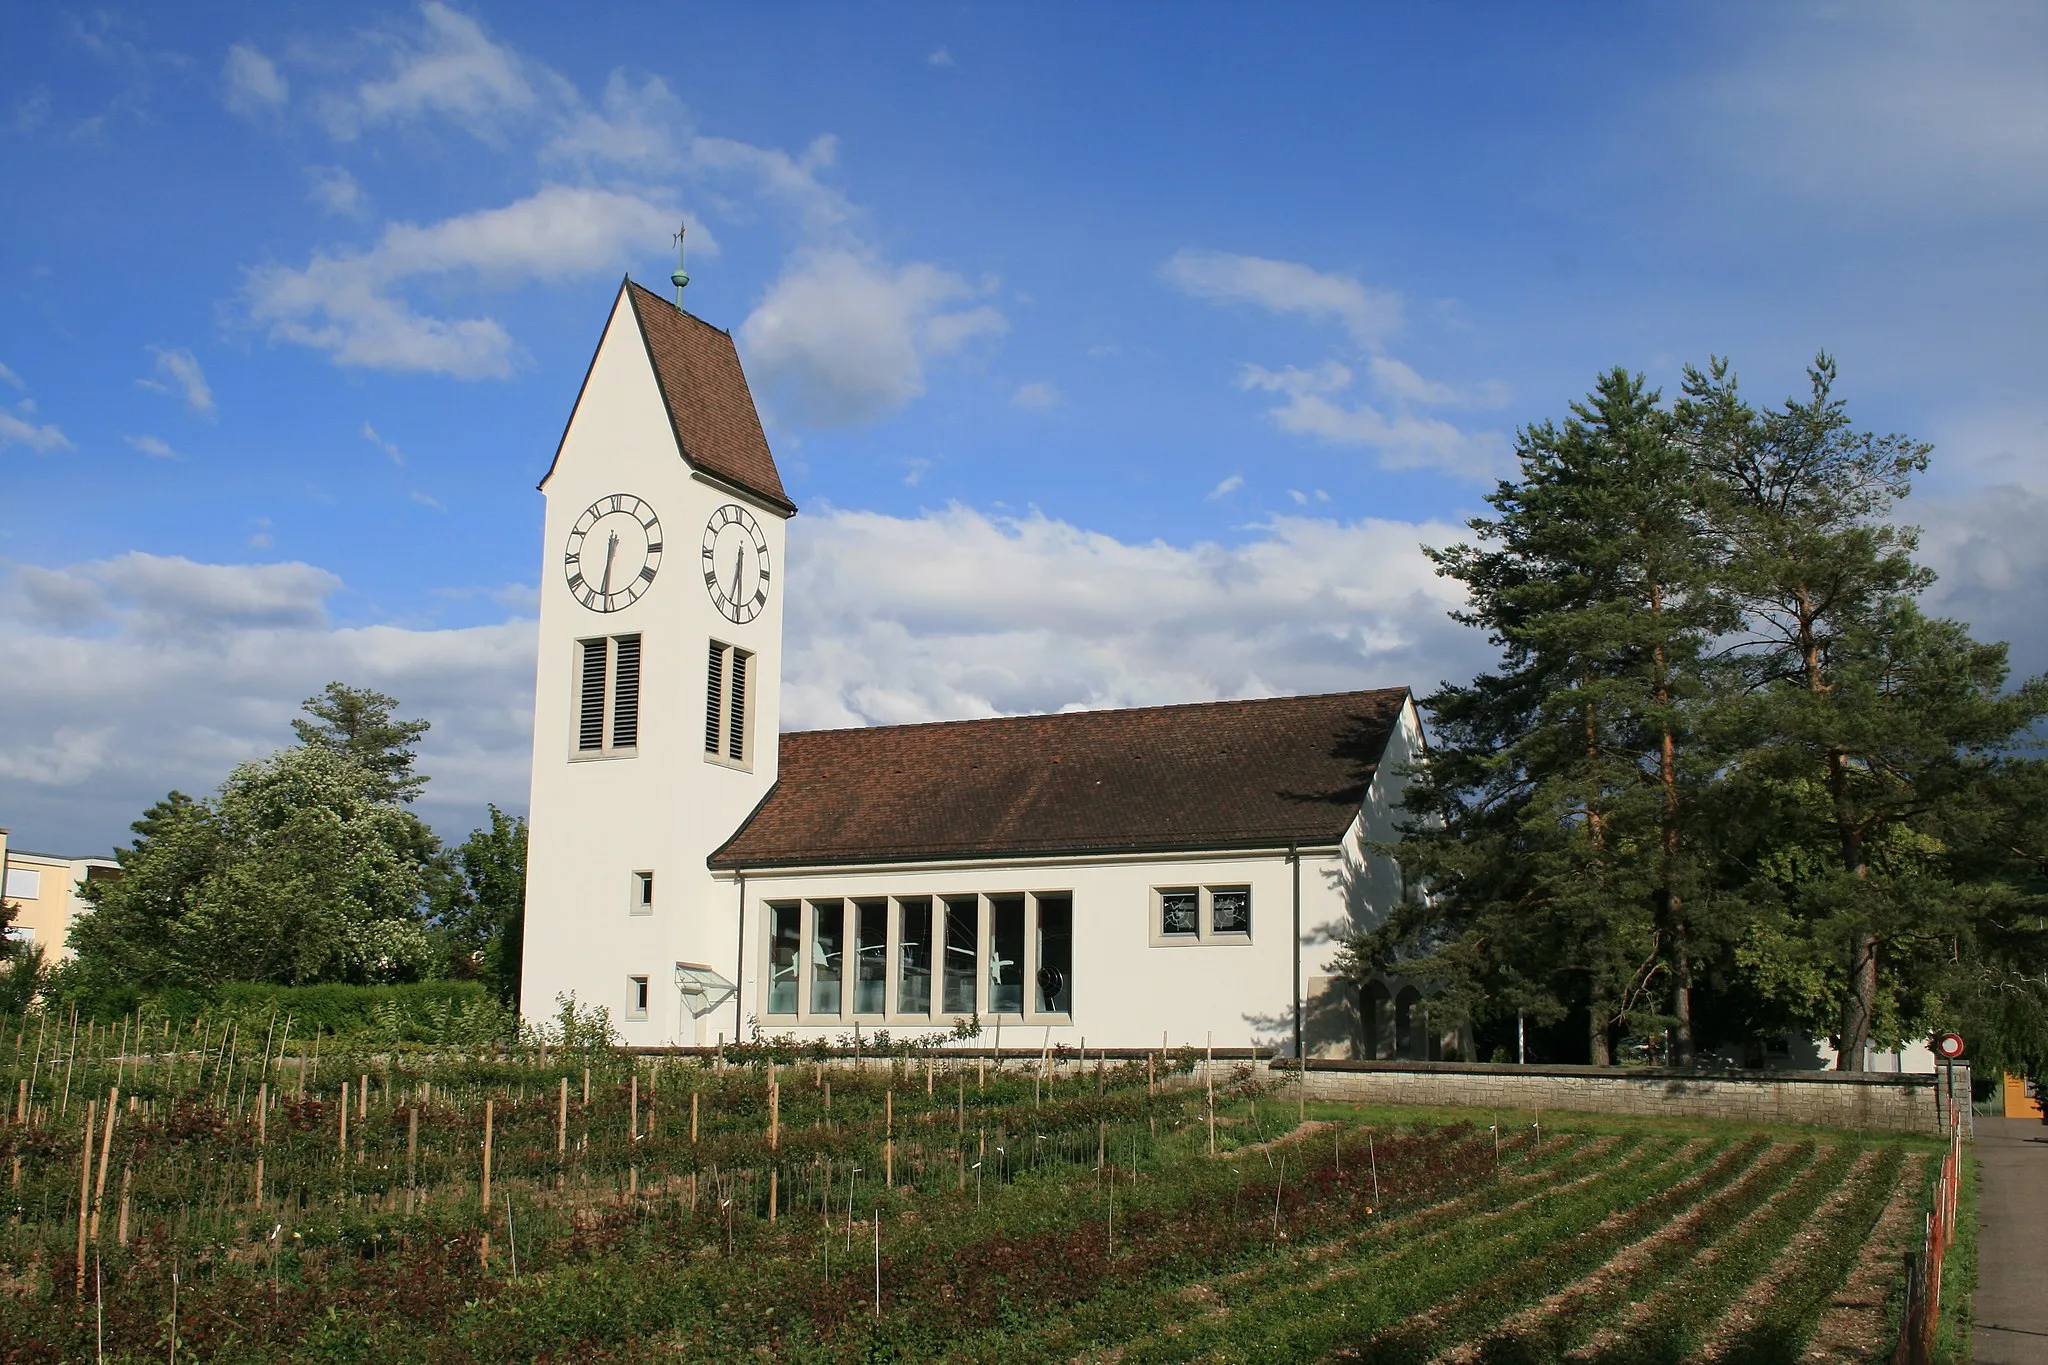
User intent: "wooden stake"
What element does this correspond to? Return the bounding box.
[769,1079,780,1151]
[359,1074,368,1120]
[691,1089,700,1143]
[481,1099,494,1210]
[90,1087,117,1243]
[557,1077,568,1156]
[254,1083,267,1205]
[406,1107,419,1216]
[1206,1032,1215,1156]
[885,1090,894,1187]
[630,1074,639,1143]
[75,1098,94,1294]
[339,1081,349,1155]
[116,1162,132,1246]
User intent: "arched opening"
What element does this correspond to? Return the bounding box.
[1394,985,1420,1059]
[1363,981,1390,1060]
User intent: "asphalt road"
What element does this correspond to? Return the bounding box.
[1975,1117,2048,1363]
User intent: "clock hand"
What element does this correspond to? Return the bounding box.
[730,545,744,602]
[599,531,620,597]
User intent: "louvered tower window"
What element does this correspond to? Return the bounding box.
[573,634,642,756]
[704,639,753,768]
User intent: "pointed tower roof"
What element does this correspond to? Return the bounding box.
[543,278,795,515]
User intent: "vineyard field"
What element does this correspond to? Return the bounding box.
[0,1016,1953,1362]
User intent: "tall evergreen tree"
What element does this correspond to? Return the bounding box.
[292,682,432,802]
[1678,357,2048,1068]
[1346,369,1728,1063]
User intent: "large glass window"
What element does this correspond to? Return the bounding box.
[767,904,800,1015]
[988,895,1025,1015]
[810,899,845,1015]
[898,898,932,1015]
[767,890,1072,1020]
[1160,888,1199,937]
[942,896,978,1015]
[1035,894,1072,1014]
[1211,887,1251,934]
[854,900,888,1014]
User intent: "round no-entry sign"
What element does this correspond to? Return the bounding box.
[1934,1032,1966,1060]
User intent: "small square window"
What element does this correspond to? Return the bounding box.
[630,871,654,915]
[1211,888,1251,935]
[627,975,650,1021]
[1160,889,1199,937]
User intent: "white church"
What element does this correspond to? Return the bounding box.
[518,276,1441,1059]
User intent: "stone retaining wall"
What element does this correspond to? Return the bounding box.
[1278,1059,1970,1136]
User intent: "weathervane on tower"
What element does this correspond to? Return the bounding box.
[671,221,690,306]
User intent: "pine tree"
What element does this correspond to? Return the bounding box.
[291,682,432,802]
[1679,356,2048,1068]
[1350,369,1727,1063]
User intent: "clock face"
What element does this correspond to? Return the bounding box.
[702,503,771,624]
[564,493,662,613]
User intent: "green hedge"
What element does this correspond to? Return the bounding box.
[60,979,514,1043]
[215,980,499,1035]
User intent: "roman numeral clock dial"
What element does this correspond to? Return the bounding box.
[702,502,771,625]
[563,494,663,612]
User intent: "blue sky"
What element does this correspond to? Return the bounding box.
[5,3,2047,853]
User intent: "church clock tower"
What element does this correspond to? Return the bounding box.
[520,268,795,1044]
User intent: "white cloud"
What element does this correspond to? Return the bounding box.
[306,165,367,216]
[0,362,23,390]
[1701,4,2048,211]
[337,1,537,141]
[4,507,1492,855]
[928,48,955,68]
[0,411,73,453]
[739,248,1007,424]
[137,346,214,415]
[694,132,851,234]
[0,553,536,852]
[544,71,685,170]
[222,42,288,114]
[362,421,404,465]
[1237,363,1509,479]
[410,490,445,511]
[1010,381,1059,410]
[1162,248,1402,347]
[124,434,178,459]
[782,505,1485,732]
[1367,355,1508,409]
[1206,473,1244,501]
[244,184,679,377]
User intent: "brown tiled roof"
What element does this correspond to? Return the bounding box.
[542,280,795,512]
[709,688,1411,869]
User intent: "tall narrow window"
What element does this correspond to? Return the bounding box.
[704,641,724,754]
[1036,894,1073,1014]
[766,904,800,1015]
[630,871,654,915]
[942,896,978,1015]
[610,634,641,748]
[728,651,748,760]
[578,639,608,751]
[627,975,650,1021]
[575,635,640,756]
[704,640,754,768]
[898,898,932,1016]
[854,900,887,1014]
[811,899,845,1015]
[988,895,1025,1015]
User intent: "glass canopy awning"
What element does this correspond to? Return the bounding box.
[674,962,737,1018]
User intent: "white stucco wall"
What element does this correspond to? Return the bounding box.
[520,287,789,1047]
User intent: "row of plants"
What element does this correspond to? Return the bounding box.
[0,1006,1929,1363]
